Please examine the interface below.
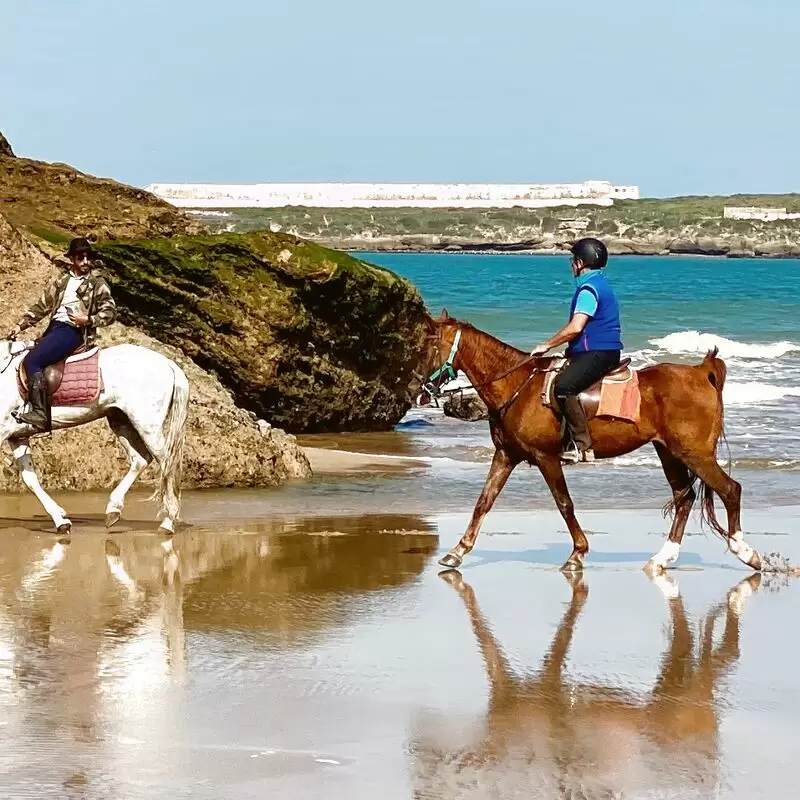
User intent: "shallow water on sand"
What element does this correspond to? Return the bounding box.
[2,496,800,799]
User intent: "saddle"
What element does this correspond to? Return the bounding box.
[542,357,640,422]
[17,345,104,406]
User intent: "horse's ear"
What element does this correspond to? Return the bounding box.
[423,312,437,332]
[439,308,450,322]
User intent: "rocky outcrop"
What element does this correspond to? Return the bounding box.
[443,393,489,422]
[96,232,429,433]
[0,131,14,158]
[0,212,310,493]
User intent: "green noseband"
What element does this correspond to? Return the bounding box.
[425,329,462,395]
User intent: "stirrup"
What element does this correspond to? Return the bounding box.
[560,444,595,465]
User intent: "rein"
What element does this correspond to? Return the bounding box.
[424,326,564,417]
[0,341,31,375]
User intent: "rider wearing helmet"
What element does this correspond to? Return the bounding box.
[529,237,622,464]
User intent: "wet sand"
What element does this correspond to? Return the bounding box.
[2,492,800,799]
[303,445,429,473]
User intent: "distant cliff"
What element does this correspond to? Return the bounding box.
[189,196,800,258]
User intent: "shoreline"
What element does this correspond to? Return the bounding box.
[332,242,800,259]
[302,446,430,473]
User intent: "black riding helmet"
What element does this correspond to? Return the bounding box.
[570,237,608,269]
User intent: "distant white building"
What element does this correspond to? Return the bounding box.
[724,206,800,221]
[145,181,640,209]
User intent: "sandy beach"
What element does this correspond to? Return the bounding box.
[2,453,800,799]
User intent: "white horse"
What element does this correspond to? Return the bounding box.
[0,339,189,534]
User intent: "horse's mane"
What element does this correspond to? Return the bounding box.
[443,315,531,366]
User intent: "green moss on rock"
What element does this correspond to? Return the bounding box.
[97,231,428,433]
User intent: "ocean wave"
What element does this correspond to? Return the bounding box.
[395,418,437,429]
[723,382,800,405]
[649,331,800,360]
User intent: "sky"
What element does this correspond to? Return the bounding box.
[1,0,797,197]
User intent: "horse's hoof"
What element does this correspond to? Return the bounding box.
[643,559,666,576]
[747,551,763,572]
[56,522,72,536]
[438,552,463,569]
[106,511,121,529]
[560,558,584,574]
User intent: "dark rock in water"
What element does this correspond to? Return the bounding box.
[443,393,489,422]
[97,233,428,433]
[0,131,14,158]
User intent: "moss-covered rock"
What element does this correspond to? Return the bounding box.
[97,232,428,432]
[1,212,310,492]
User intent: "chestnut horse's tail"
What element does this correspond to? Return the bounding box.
[703,346,727,394]
[664,347,730,537]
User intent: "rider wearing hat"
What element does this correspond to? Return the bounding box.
[8,237,117,431]
[529,237,622,464]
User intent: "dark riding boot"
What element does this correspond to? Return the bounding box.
[558,395,594,464]
[13,374,51,432]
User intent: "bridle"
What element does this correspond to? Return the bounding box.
[419,325,564,416]
[0,340,30,375]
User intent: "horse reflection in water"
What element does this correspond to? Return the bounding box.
[410,571,763,799]
[0,533,186,792]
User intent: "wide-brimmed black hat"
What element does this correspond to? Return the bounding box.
[65,237,96,259]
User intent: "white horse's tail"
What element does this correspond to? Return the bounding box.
[158,361,190,522]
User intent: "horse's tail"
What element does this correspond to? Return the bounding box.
[703,346,732,472]
[703,346,727,394]
[664,347,731,537]
[158,361,190,523]
[697,347,730,537]
[664,471,729,539]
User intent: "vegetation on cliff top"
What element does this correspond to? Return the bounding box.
[0,137,201,247]
[191,194,800,255]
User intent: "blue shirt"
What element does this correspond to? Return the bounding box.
[573,272,599,318]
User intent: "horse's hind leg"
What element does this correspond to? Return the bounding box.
[439,447,518,569]
[683,453,761,571]
[647,442,698,572]
[8,438,72,534]
[535,454,589,572]
[105,410,153,528]
[121,418,176,533]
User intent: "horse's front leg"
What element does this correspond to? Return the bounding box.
[439,447,518,569]
[10,438,73,534]
[535,454,589,572]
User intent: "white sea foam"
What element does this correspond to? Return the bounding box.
[723,382,800,406]
[649,331,800,360]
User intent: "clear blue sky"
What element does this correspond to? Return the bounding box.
[2,0,796,197]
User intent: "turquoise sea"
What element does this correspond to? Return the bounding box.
[299,253,800,512]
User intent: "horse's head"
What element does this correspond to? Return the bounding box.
[415,308,464,405]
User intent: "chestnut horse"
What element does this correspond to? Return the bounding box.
[420,310,762,573]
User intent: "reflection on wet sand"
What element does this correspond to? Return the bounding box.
[0,515,438,797]
[410,570,764,799]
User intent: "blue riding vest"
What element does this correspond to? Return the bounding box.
[567,270,623,355]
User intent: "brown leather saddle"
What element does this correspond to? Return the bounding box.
[542,357,633,420]
[17,343,91,400]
